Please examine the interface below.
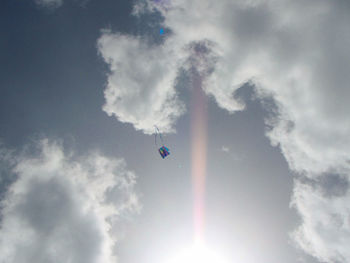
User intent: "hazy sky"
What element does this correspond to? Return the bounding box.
[1,0,350,263]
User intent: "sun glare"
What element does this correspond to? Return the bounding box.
[167,243,228,263]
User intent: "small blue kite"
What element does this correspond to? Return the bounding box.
[158,146,170,159]
[154,126,171,159]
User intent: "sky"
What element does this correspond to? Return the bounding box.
[0,0,350,263]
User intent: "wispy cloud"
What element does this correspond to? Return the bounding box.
[34,0,63,9]
[221,146,230,153]
[0,139,140,263]
[220,145,244,161]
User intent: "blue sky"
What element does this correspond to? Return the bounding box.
[1,1,350,263]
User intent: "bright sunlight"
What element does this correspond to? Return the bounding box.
[166,243,228,263]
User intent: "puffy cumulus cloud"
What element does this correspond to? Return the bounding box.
[291,177,350,263]
[127,0,350,261]
[151,0,350,175]
[35,0,63,9]
[0,144,17,205]
[0,139,140,263]
[97,31,186,134]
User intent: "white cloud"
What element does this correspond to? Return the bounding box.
[105,0,350,261]
[291,178,350,263]
[133,0,350,174]
[221,146,230,153]
[0,139,140,263]
[97,31,186,134]
[220,145,244,161]
[35,0,63,9]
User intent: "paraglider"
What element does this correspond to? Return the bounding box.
[154,126,170,159]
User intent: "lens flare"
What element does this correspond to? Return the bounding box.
[167,243,228,263]
[191,74,208,244]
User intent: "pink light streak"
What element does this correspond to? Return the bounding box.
[190,74,208,245]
